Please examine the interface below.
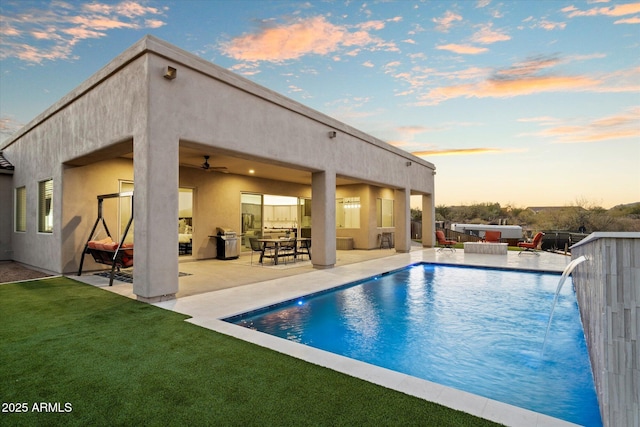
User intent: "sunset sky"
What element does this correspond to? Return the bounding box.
[1,0,639,209]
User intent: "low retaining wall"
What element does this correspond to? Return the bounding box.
[570,232,640,427]
[463,242,507,255]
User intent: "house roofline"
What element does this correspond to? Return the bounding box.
[0,151,15,174]
[2,35,435,172]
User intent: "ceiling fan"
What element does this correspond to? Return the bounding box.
[201,155,228,173]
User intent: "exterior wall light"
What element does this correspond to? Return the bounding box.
[406,161,412,166]
[328,131,337,138]
[164,66,177,80]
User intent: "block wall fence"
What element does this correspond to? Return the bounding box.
[571,233,640,427]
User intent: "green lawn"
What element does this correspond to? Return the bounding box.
[1,277,501,426]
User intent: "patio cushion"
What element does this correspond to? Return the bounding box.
[90,237,113,250]
[102,241,119,251]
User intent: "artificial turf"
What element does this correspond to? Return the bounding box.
[0,277,501,426]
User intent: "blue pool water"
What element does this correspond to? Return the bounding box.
[227,263,602,426]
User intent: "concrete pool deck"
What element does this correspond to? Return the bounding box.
[80,248,581,426]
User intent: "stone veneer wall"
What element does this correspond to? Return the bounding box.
[570,232,640,427]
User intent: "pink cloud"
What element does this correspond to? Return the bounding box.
[412,147,507,157]
[524,107,640,144]
[422,75,600,105]
[495,55,561,78]
[415,55,606,105]
[562,3,640,18]
[70,15,137,31]
[358,20,386,31]
[62,27,107,40]
[222,16,346,62]
[396,125,435,136]
[614,16,640,24]
[0,1,166,64]
[436,43,488,54]
[433,11,463,32]
[116,1,162,18]
[538,20,567,30]
[145,19,166,29]
[471,23,511,44]
[221,16,396,63]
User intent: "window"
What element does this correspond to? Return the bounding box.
[15,186,26,232]
[336,197,360,228]
[38,179,53,233]
[377,198,394,227]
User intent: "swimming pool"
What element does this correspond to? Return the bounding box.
[226,263,602,426]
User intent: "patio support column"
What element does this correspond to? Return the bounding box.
[132,130,179,302]
[394,188,411,253]
[422,193,435,247]
[311,170,336,268]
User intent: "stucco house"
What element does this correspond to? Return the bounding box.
[0,36,436,302]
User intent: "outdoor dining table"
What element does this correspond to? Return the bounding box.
[256,238,294,265]
[256,237,311,265]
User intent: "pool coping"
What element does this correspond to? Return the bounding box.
[154,249,581,427]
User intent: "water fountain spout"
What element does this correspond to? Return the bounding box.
[541,255,588,355]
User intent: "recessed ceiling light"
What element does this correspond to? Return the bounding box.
[249,169,255,174]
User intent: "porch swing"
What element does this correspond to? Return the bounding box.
[77,192,134,286]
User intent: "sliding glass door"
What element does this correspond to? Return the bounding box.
[241,193,263,251]
[241,193,311,251]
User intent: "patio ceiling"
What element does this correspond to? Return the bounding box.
[64,140,360,186]
[177,144,359,186]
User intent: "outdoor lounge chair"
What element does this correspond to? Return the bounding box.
[483,230,501,243]
[436,230,457,252]
[517,232,545,255]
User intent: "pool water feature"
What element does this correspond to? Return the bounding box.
[227,263,602,426]
[542,255,588,355]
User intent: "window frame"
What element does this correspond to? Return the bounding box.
[376,198,394,228]
[336,197,361,229]
[15,186,26,232]
[38,179,53,233]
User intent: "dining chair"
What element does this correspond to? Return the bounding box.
[250,238,272,265]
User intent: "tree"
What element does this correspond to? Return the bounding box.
[435,199,640,232]
[435,205,451,221]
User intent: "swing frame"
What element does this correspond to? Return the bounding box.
[77,192,134,286]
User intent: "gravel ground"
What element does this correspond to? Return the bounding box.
[0,261,52,284]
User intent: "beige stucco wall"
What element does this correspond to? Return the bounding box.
[144,45,435,194]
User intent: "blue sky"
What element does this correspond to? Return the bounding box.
[1,0,639,208]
